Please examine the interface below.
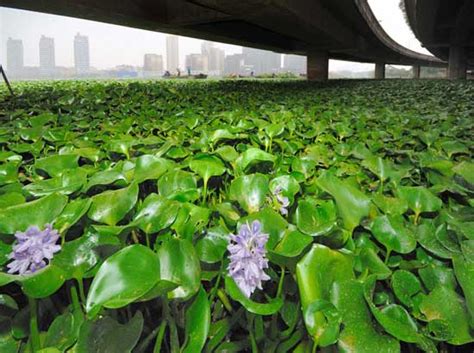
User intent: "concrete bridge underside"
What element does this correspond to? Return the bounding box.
[1,0,446,80]
[404,0,474,79]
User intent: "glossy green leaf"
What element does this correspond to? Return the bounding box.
[88,183,138,226]
[420,286,474,345]
[316,172,370,231]
[0,193,68,233]
[296,244,353,345]
[229,173,269,214]
[157,170,199,202]
[370,215,416,254]
[295,199,337,236]
[86,245,160,317]
[397,186,442,216]
[35,154,79,177]
[133,193,180,233]
[225,275,283,315]
[182,287,211,353]
[157,237,200,300]
[76,312,143,353]
[134,155,171,183]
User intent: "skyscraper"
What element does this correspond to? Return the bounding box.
[6,38,24,76]
[283,54,306,74]
[201,41,224,76]
[242,47,281,74]
[224,54,245,75]
[39,35,55,76]
[74,33,90,75]
[185,54,208,74]
[166,35,179,72]
[143,54,163,77]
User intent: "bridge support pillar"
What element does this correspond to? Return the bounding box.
[307,51,328,81]
[374,63,385,79]
[448,46,466,79]
[413,65,421,79]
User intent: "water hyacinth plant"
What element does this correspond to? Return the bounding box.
[227,220,270,298]
[7,224,61,275]
[0,79,473,353]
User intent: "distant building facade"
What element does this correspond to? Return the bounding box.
[242,47,281,74]
[201,41,224,76]
[74,33,90,75]
[143,54,163,77]
[224,53,245,75]
[6,38,24,77]
[283,54,306,74]
[39,35,56,76]
[166,35,179,72]
[185,53,208,74]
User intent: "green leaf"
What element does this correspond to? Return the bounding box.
[157,238,200,300]
[364,276,424,344]
[157,170,199,202]
[295,200,337,236]
[182,287,211,353]
[225,275,283,315]
[331,279,399,353]
[35,154,79,177]
[416,222,453,259]
[229,173,269,214]
[53,231,119,280]
[296,244,353,345]
[235,148,275,173]
[240,207,287,249]
[316,172,370,231]
[370,215,417,254]
[133,155,171,183]
[133,193,180,234]
[86,245,160,317]
[391,270,422,307]
[195,225,229,264]
[189,154,226,185]
[0,193,68,233]
[453,161,474,185]
[420,286,474,345]
[54,198,92,233]
[20,265,66,298]
[397,186,442,216]
[452,254,474,327]
[76,312,143,353]
[88,183,138,226]
[272,229,313,258]
[44,312,75,351]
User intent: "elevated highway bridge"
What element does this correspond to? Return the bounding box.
[1,0,447,80]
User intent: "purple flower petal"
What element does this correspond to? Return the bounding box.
[6,224,61,275]
[227,220,270,298]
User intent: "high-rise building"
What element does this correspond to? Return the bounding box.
[283,54,306,74]
[6,38,24,76]
[224,54,245,75]
[74,33,90,75]
[201,41,224,76]
[39,35,56,76]
[185,54,208,74]
[166,35,179,73]
[242,47,281,74]
[143,54,163,76]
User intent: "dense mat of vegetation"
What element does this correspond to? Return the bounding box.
[0,79,473,353]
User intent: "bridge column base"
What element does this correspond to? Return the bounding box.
[448,46,467,80]
[413,65,421,79]
[307,51,328,81]
[374,63,385,79]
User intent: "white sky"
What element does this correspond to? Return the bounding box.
[0,0,432,72]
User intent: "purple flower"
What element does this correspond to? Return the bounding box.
[7,224,61,275]
[273,186,290,216]
[227,220,270,298]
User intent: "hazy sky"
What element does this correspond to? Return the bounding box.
[0,0,431,72]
